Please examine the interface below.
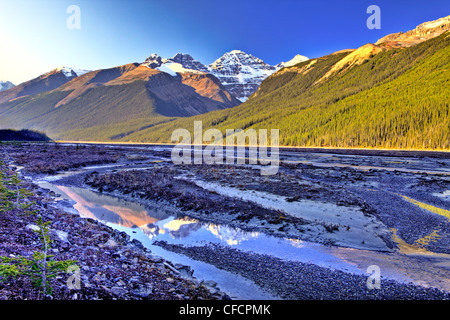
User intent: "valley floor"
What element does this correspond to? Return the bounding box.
[0,142,449,300]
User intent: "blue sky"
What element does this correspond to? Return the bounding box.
[0,0,448,84]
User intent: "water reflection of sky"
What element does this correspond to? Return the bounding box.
[43,182,365,273]
[35,179,450,291]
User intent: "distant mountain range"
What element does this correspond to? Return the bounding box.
[110,14,450,150]
[1,50,307,105]
[0,81,15,92]
[143,50,308,102]
[0,67,89,105]
[0,61,241,141]
[0,48,306,141]
[0,14,448,149]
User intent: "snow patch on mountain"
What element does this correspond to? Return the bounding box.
[0,81,15,92]
[143,53,207,76]
[165,62,206,75]
[156,63,178,77]
[55,66,91,78]
[142,51,308,101]
[276,54,309,68]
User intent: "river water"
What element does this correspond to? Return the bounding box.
[29,149,450,299]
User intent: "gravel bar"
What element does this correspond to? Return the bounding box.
[154,241,450,300]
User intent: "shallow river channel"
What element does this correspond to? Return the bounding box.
[29,150,450,299]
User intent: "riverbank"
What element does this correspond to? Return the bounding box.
[155,241,450,300]
[0,160,228,300]
[1,142,450,300]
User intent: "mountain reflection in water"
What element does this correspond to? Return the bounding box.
[40,182,450,291]
[54,185,261,245]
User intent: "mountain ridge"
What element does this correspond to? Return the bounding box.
[141,51,309,101]
[0,81,15,92]
[0,50,308,104]
[113,19,450,150]
[0,68,79,104]
[376,14,450,48]
[0,61,240,140]
[0,14,448,149]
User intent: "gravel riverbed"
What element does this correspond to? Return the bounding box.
[1,143,449,300]
[0,158,228,300]
[154,241,450,300]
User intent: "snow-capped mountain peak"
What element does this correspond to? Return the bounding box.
[207,50,277,101]
[142,53,208,76]
[146,53,161,61]
[276,54,309,69]
[141,50,308,102]
[0,80,15,92]
[209,50,268,69]
[55,66,91,78]
[142,54,163,68]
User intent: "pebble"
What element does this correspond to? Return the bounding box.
[155,241,450,300]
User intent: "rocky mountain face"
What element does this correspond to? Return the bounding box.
[130,16,449,149]
[135,60,241,112]
[178,72,239,109]
[170,53,210,72]
[207,50,279,102]
[142,53,208,73]
[142,51,309,102]
[376,14,450,48]
[0,61,240,141]
[0,81,15,92]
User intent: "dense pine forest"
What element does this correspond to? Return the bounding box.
[122,32,449,150]
[0,129,51,142]
[0,32,448,150]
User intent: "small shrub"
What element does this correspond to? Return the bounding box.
[0,216,77,297]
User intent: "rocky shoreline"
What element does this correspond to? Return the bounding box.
[154,241,450,300]
[0,159,229,300]
[1,142,449,301]
[75,165,450,300]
